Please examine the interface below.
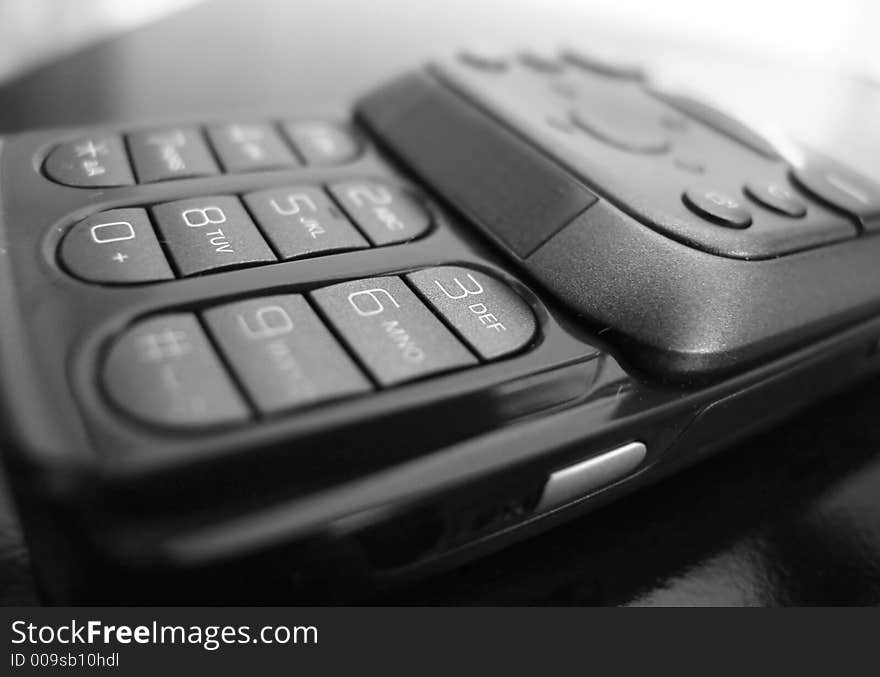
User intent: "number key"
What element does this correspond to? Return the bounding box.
[407,267,536,360]
[282,121,360,166]
[244,186,368,259]
[206,122,299,173]
[151,196,275,276]
[203,295,371,414]
[60,208,174,284]
[328,180,432,245]
[311,277,475,386]
[128,127,219,183]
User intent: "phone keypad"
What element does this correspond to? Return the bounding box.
[59,181,431,284]
[434,50,859,258]
[101,268,536,428]
[42,114,539,431]
[43,119,362,188]
[571,99,671,154]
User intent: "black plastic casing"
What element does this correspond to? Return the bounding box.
[358,68,880,381]
[3,73,880,602]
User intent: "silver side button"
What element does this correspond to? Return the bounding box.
[536,441,647,513]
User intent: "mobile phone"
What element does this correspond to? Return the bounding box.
[3,46,880,603]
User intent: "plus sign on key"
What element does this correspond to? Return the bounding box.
[60,208,174,284]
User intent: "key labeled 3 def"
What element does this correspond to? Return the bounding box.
[407,267,536,360]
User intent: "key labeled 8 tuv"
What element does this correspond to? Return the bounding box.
[11,651,119,668]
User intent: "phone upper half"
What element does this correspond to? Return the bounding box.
[357,49,880,379]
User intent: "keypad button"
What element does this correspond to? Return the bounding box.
[243,186,368,260]
[60,208,173,284]
[128,127,219,183]
[103,314,249,427]
[406,267,536,360]
[152,196,275,276]
[650,90,781,160]
[282,121,360,166]
[683,187,752,229]
[206,122,298,173]
[791,159,880,227]
[519,51,563,73]
[44,135,134,187]
[571,102,670,154]
[328,180,431,246]
[561,48,644,80]
[311,276,476,386]
[744,181,807,218]
[203,295,371,414]
[458,49,510,72]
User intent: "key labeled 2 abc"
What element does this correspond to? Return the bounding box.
[329,180,431,245]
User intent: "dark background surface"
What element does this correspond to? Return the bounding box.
[1,0,879,605]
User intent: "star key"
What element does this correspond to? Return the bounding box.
[75,139,109,158]
[44,135,135,187]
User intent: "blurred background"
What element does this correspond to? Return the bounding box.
[0,0,199,82]
[1,0,878,179]
[1,0,879,83]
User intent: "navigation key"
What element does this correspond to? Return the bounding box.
[791,157,880,229]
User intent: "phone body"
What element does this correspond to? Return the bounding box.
[3,37,880,602]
